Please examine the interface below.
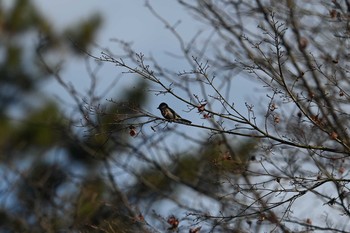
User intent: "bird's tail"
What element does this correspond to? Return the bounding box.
[176,118,192,124]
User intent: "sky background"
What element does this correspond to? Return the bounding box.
[33,1,201,105]
[27,0,259,120]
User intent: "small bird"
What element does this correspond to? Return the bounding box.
[157,102,192,124]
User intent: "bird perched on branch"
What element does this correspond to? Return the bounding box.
[157,102,192,124]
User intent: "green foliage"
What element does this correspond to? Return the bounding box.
[0,1,118,232]
[75,179,108,224]
[132,138,256,200]
[16,161,67,207]
[0,103,63,164]
[64,14,103,54]
[209,139,257,175]
[0,210,28,232]
[5,0,44,33]
[0,0,56,110]
[16,103,63,148]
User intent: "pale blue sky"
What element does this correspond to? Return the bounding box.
[32,1,200,62]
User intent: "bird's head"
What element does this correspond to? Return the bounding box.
[157,102,168,109]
